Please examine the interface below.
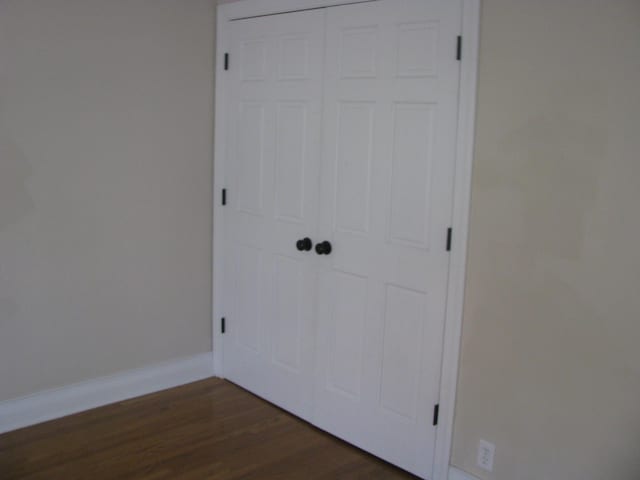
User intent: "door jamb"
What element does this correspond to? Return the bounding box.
[211,3,229,381]
[432,2,481,480]
[211,2,481,479]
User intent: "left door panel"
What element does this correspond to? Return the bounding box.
[222,10,325,421]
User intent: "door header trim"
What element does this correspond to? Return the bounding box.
[220,0,376,21]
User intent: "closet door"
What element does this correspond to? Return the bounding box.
[222,9,325,421]
[313,0,462,477]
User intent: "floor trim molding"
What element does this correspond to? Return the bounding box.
[449,466,482,480]
[0,352,214,434]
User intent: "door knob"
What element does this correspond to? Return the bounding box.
[315,241,332,255]
[296,237,313,251]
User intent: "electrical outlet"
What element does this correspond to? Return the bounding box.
[477,439,495,472]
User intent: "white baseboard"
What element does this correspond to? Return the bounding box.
[0,352,215,434]
[450,466,482,480]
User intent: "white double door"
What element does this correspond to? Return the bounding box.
[221,1,461,477]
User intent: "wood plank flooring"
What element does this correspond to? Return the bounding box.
[0,378,418,479]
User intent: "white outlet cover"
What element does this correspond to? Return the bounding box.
[477,439,496,472]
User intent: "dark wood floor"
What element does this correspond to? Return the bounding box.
[0,378,418,479]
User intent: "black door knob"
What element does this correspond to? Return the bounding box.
[296,237,313,251]
[315,241,332,255]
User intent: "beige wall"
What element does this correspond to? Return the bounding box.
[0,0,215,401]
[452,0,640,479]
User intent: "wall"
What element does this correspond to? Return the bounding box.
[452,1,640,479]
[3,0,640,478]
[0,0,215,401]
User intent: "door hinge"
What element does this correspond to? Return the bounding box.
[224,53,230,71]
[221,317,226,334]
[433,404,440,426]
[456,36,462,61]
[446,228,453,251]
[222,188,227,206]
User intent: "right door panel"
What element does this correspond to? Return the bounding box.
[313,1,462,477]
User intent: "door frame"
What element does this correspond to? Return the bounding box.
[211,2,481,479]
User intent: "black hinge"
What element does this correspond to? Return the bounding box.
[446,228,453,251]
[456,36,462,61]
[222,188,227,206]
[224,53,229,71]
[221,317,226,334]
[433,404,440,426]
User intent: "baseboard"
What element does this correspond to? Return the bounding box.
[449,466,482,480]
[0,352,214,434]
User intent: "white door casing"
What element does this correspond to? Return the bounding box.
[213,1,481,479]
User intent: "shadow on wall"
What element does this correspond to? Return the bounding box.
[0,98,34,231]
[476,86,605,264]
[506,111,603,262]
[0,97,34,326]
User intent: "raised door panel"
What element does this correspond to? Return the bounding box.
[334,102,374,234]
[240,39,267,81]
[272,255,304,372]
[379,284,427,420]
[279,36,310,80]
[388,103,435,249]
[236,102,265,216]
[340,27,378,79]
[234,245,264,354]
[275,102,307,222]
[325,271,368,400]
[395,22,439,78]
